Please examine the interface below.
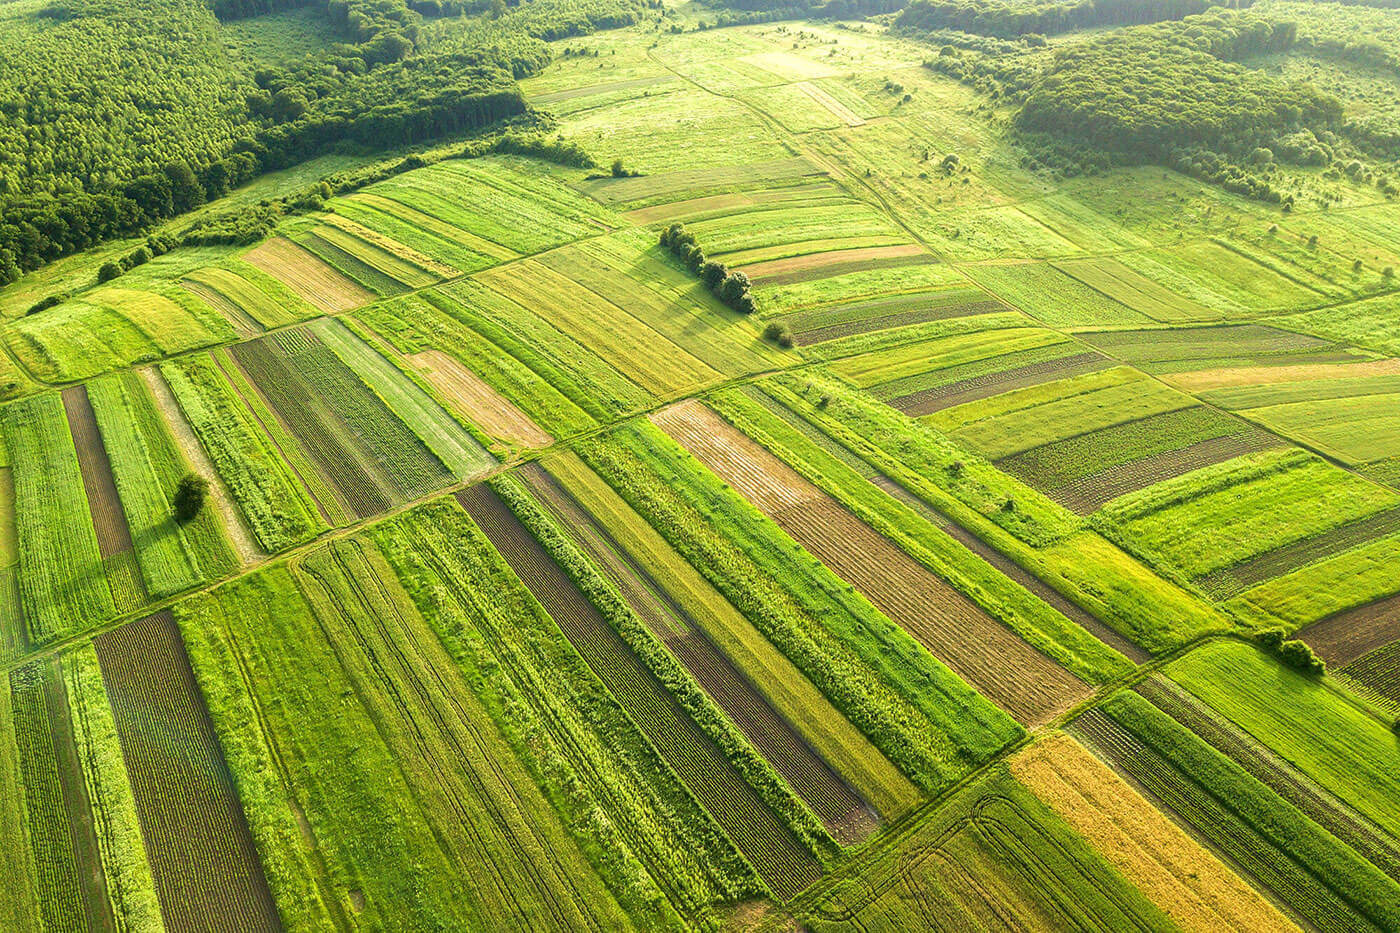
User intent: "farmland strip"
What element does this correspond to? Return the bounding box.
[753,252,939,288]
[241,237,374,313]
[456,483,823,901]
[1342,642,1400,709]
[795,301,1002,346]
[890,351,1111,417]
[228,337,392,519]
[95,612,280,932]
[1296,590,1400,668]
[294,538,628,930]
[653,400,1090,726]
[9,663,91,932]
[180,278,261,338]
[62,385,146,612]
[870,475,1151,663]
[519,462,877,844]
[1197,508,1400,599]
[1136,676,1400,886]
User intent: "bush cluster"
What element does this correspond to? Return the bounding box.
[1255,628,1326,676]
[659,223,756,315]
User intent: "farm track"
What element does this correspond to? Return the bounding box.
[1297,590,1400,667]
[890,351,1111,417]
[1019,430,1282,516]
[1196,506,1400,599]
[138,365,264,565]
[1136,676,1400,885]
[94,611,280,932]
[229,337,392,519]
[869,475,1150,663]
[294,538,612,931]
[519,462,877,845]
[1071,708,1375,933]
[456,482,823,901]
[653,400,1091,725]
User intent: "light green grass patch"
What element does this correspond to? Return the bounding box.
[830,326,1064,390]
[1228,533,1400,629]
[1246,393,1400,465]
[963,262,1153,329]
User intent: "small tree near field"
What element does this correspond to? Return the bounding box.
[173,473,209,523]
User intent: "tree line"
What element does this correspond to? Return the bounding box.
[895,0,1250,39]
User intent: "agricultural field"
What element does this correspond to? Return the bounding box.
[3,2,1400,928]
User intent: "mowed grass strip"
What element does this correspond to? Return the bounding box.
[1010,732,1296,932]
[241,236,374,312]
[458,482,825,901]
[829,326,1065,391]
[963,262,1154,328]
[653,400,1090,727]
[1098,449,1399,581]
[5,394,116,643]
[1053,257,1216,324]
[96,612,280,930]
[87,371,236,599]
[312,318,494,481]
[339,191,519,265]
[1168,641,1400,842]
[476,261,719,398]
[933,367,1195,460]
[182,263,318,332]
[159,354,327,552]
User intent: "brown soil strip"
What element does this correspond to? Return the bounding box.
[1196,506,1400,600]
[742,244,925,280]
[1297,590,1400,667]
[749,252,937,288]
[891,351,1110,417]
[61,386,142,573]
[795,301,1000,347]
[870,475,1150,663]
[1166,358,1400,393]
[138,366,263,566]
[520,463,877,845]
[1137,675,1400,885]
[456,483,823,901]
[180,278,262,338]
[407,350,552,450]
[532,74,678,104]
[1030,431,1283,516]
[653,401,1090,726]
[95,611,281,931]
[243,237,374,313]
[1341,643,1400,709]
[1010,732,1293,932]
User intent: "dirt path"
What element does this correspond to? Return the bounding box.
[138,366,264,566]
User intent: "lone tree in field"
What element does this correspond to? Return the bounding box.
[173,473,209,523]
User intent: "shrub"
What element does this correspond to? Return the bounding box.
[26,293,67,315]
[122,245,152,270]
[763,321,794,348]
[173,473,210,523]
[97,261,122,283]
[718,270,751,306]
[701,259,728,289]
[1277,639,1325,676]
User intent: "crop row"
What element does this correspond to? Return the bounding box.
[520,461,875,843]
[95,612,280,930]
[1078,692,1400,931]
[159,354,326,552]
[293,537,629,930]
[295,229,412,296]
[459,482,825,901]
[8,663,89,932]
[5,394,116,643]
[1136,676,1400,885]
[577,422,1016,793]
[87,371,237,599]
[242,236,374,313]
[1342,641,1400,708]
[230,336,391,518]
[373,498,759,917]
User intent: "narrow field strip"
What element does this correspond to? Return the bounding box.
[179,276,261,338]
[652,400,1091,727]
[519,461,881,845]
[742,244,925,282]
[456,483,824,901]
[406,349,553,450]
[891,351,1111,417]
[95,611,279,931]
[241,237,374,312]
[1010,732,1295,932]
[1340,643,1400,711]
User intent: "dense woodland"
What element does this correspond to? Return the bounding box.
[893,0,1250,39]
[0,0,649,283]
